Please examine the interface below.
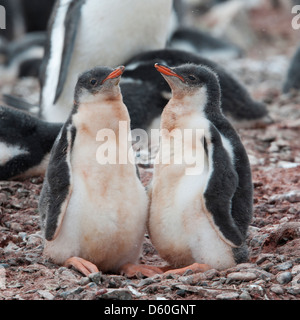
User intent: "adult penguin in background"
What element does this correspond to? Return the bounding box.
[123,49,272,129]
[148,63,253,274]
[39,66,161,277]
[0,105,61,181]
[39,0,173,123]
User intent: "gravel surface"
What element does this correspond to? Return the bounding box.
[0,0,299,301]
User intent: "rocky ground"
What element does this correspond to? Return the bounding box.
[0,0,300,301]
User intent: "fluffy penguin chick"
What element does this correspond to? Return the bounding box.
[39,66,160,278]
[148,63,253,275]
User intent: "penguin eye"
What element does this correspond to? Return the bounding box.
[90,79,97,86]
[188,75,196,81]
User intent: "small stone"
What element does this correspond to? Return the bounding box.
[4,242,19,253]
[256,253,274,265]
[178,272,206,285]
[18,232,27,242]
[173,284,206,297]
[239,291,252,300]
[269,191,300,203]
[291,265,300,276]
[176,289,186,297]
[88,272,102,285]
[136,277,156,287]
[287,287,300,295]
[216,292,239,300]
[0,193,7,205]
[285,191,300,203]
[204,269,219,280]
[178,275,195,285]
[78,277,90,286]
[173,284,201,294]
[276,272,292,285]
[226,272,257,283]
[261,262,274,271]
[291,274,300,288]
[275,261,293,271]
[268,142,279,153]
[86,282,97,289]
[60,269,78,281]
[249,285,264,297]
[182,269,194,276]
[270,284,284,295]
[127,286,145,298]
[245,268,274,281]
[105,275,126,288]
[10,222,23,232]
[96,288,132,300]
[26,234,42,247]
[287,272,300,295]
[38,290,55,300]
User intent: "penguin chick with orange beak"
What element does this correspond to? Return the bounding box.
[148,63,253,275]
[39,66,161,278]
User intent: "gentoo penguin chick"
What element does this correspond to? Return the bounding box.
[39,66,160,277]
[148,63,253,275]
[40,0,173,122]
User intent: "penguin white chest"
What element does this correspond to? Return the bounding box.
[149,118,235,269]
[47,122,148,271]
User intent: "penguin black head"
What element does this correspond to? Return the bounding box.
[74,66,125,104]
[155,63,222,113]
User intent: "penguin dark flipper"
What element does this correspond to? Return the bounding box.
[203,123,244,247]
[39,120,76,241]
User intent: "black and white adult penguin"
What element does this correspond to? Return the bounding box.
[39,0,173,123]
[283,44,300,94]
[0,105,61,180]
[148,63,253,275]
[123,49,272,129]
[39,66,161,277]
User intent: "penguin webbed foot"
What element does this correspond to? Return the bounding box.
[64,257,99,277]
[119,263,163,278]
[163,263,212,276]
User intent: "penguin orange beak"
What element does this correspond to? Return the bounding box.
[155,63,185,82]
[102,66,125,84]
